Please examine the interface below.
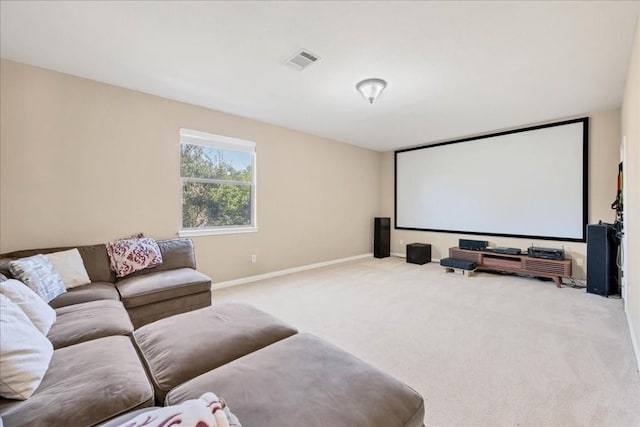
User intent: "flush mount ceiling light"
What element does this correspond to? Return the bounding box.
[356,78,387,104]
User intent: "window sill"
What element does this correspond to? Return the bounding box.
[178,226,258,237]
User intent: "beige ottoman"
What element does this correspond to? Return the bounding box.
[166,332,425,427]
[133,303,298,402]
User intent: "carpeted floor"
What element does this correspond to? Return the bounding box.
[211,257,640,427]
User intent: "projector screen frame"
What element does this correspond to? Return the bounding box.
[394,117,589,242]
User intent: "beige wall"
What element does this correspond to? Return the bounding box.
[380,109,622,280]
[0,59,381,282]
[1,51,637,371]
[621,15,640,371]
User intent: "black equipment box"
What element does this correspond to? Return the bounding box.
[527,246,564,260]
[407,243,431,265]
[459,239,488,251]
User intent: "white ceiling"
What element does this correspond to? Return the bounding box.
[1,1,638,151]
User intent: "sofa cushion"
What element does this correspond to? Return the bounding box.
[116,268,210,309]
[134,304,297,402]
[77,244,117,283]
[8,254,66,302]
[48,281,120,308]
[127,291,211,329]
[47,300,134,349]
[0,336,154,427]
[166,333,425,427]
[0,279,56,335]
[0,294,53,400]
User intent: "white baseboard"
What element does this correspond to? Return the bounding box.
[211,253,372,290]
[626,307,640,375]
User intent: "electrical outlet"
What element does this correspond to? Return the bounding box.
[251,254,257,263]
[576,258,583,267]
[400,240,404,245]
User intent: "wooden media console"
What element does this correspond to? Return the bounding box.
[449,247,571,288]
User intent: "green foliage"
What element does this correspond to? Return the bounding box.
[181,144,253,228]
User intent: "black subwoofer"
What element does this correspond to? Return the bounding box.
[374,217,390,258]
[407,243,431,265]
[586,223,619,296]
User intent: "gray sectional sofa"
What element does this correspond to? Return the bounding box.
[0,238,212,425]
[0,298,153,426]
[0,240,425,427]
[0,238,212,328]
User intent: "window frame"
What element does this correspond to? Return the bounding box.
[178,128,257,237]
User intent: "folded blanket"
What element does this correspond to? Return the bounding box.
[118,392,241,427]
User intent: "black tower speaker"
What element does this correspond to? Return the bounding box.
[586,223,619,296]
[374,217,390,258]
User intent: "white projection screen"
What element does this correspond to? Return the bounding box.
[395,118,588,242]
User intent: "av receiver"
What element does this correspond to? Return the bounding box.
[527,246,564,260]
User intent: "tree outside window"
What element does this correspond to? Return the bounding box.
[180,130,256,233]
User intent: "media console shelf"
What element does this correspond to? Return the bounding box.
[449,247,571,288]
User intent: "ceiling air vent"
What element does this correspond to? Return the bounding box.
[286,49,320,70]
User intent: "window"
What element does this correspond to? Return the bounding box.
[179,129,256,236]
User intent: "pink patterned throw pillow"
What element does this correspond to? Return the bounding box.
[105,237,163,278]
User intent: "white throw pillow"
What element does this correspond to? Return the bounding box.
[45,249,91,289]
[0,294,54,400]
[0,279,56,335]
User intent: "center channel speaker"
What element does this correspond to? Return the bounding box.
[459,239,488,251]
[374,217,390,258]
